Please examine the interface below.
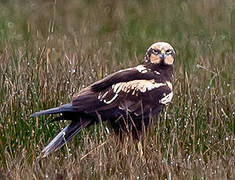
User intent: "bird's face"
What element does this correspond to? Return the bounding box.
[145,42,175,65]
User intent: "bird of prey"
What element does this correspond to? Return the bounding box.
[31,42,175,157]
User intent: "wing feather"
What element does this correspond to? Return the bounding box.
[90,66,156,92]
[89,79,172,115]
[71,66,172,116]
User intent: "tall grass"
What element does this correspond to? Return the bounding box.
[0,0,234,179]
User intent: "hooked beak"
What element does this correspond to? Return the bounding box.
[160,53,166,61]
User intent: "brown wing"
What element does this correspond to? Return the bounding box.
[95,79,172,116]
[72,67,155,112]
[72,73,172,116]
[90,66,158,92]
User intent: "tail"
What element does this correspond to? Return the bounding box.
[42,119,92,157]
[31,103,73,117]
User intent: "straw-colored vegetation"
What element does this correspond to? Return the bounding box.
[0,0,234,179]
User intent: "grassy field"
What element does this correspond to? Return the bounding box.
[0,0,234,179]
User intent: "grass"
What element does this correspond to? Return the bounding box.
[0,0,234,179]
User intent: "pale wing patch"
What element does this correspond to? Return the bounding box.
[103,94,119,104]
[135,65,148,73]
[159,92,173,104]
[98,91,108,100]
[98,90,119,104]
[113,80,166,94]
[98,79,167,104]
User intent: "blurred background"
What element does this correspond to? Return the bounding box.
[0,0,234,179]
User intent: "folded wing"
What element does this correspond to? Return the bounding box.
[72,68,172,117]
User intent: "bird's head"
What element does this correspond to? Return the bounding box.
[143,42,175,66]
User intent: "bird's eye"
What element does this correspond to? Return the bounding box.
[165,49,172,55]
[152,49,161,55]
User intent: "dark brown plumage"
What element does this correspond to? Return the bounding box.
[31,42,175,157]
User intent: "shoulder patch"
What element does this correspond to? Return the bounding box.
[135,65,148,73]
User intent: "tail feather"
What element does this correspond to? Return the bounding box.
[42,119,91,157]
[31,103,73,117]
